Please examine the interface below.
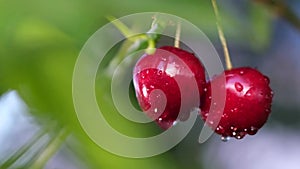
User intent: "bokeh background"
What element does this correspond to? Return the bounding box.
[1,0,300,168]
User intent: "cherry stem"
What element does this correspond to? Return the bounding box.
[107,15,134,38]
[211,0,233,70]
[107,15,156,54]
[174,21,181,48]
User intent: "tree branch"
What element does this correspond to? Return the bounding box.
[254,0,300,31]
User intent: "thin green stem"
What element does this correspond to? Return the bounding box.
[107,16,134,38]
[146,38,156,54]
[105,15,166,76]
[211,0,233,70]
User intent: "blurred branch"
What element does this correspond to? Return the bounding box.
[0,130,46,168]
[29,128,70,169]
[254,0,300,31]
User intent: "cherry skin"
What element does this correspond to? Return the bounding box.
[200,67,273,139]
[133,46,206,129]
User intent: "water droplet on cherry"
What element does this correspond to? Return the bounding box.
[230,126,238,131]
[264,76,270,84]
[248,126,258,135]
[234,132,246,139]
[245,89,253,97]
[221,136,230,142]
[157,70,162,75]
[235,82,243,92]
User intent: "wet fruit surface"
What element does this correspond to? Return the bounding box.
[133,46,206,129]
[200,67,273,139]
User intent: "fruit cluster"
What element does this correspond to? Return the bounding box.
[133,46,273,140]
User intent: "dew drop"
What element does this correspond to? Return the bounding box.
[158,117,162,121]
[221,114,228,118]
[264,76,270,84]
[154,108,158,113]
[235,82,243,92]
[235,132,246,139]
[251,126,257,130]
[208,96,212,100]
[239,70,244,75]
[172,120,178,126]
[248,126,258,135]
[221,136,230,142]
[246,92,251,97]
[232,132,237,136]
[235,135,242,139]
[230,126,238,131]
[265,94,272,100]
[204,88,208,92]
[245,88,254,97]
[230,108,237,113]
[216,126,224,133]
[157,70,162,75]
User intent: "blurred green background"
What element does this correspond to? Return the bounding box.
[1,0,300,168]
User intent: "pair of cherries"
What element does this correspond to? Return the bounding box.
[133,46,273,140]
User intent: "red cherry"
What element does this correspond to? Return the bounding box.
[133,46,206,129]
[200,67,273,139]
